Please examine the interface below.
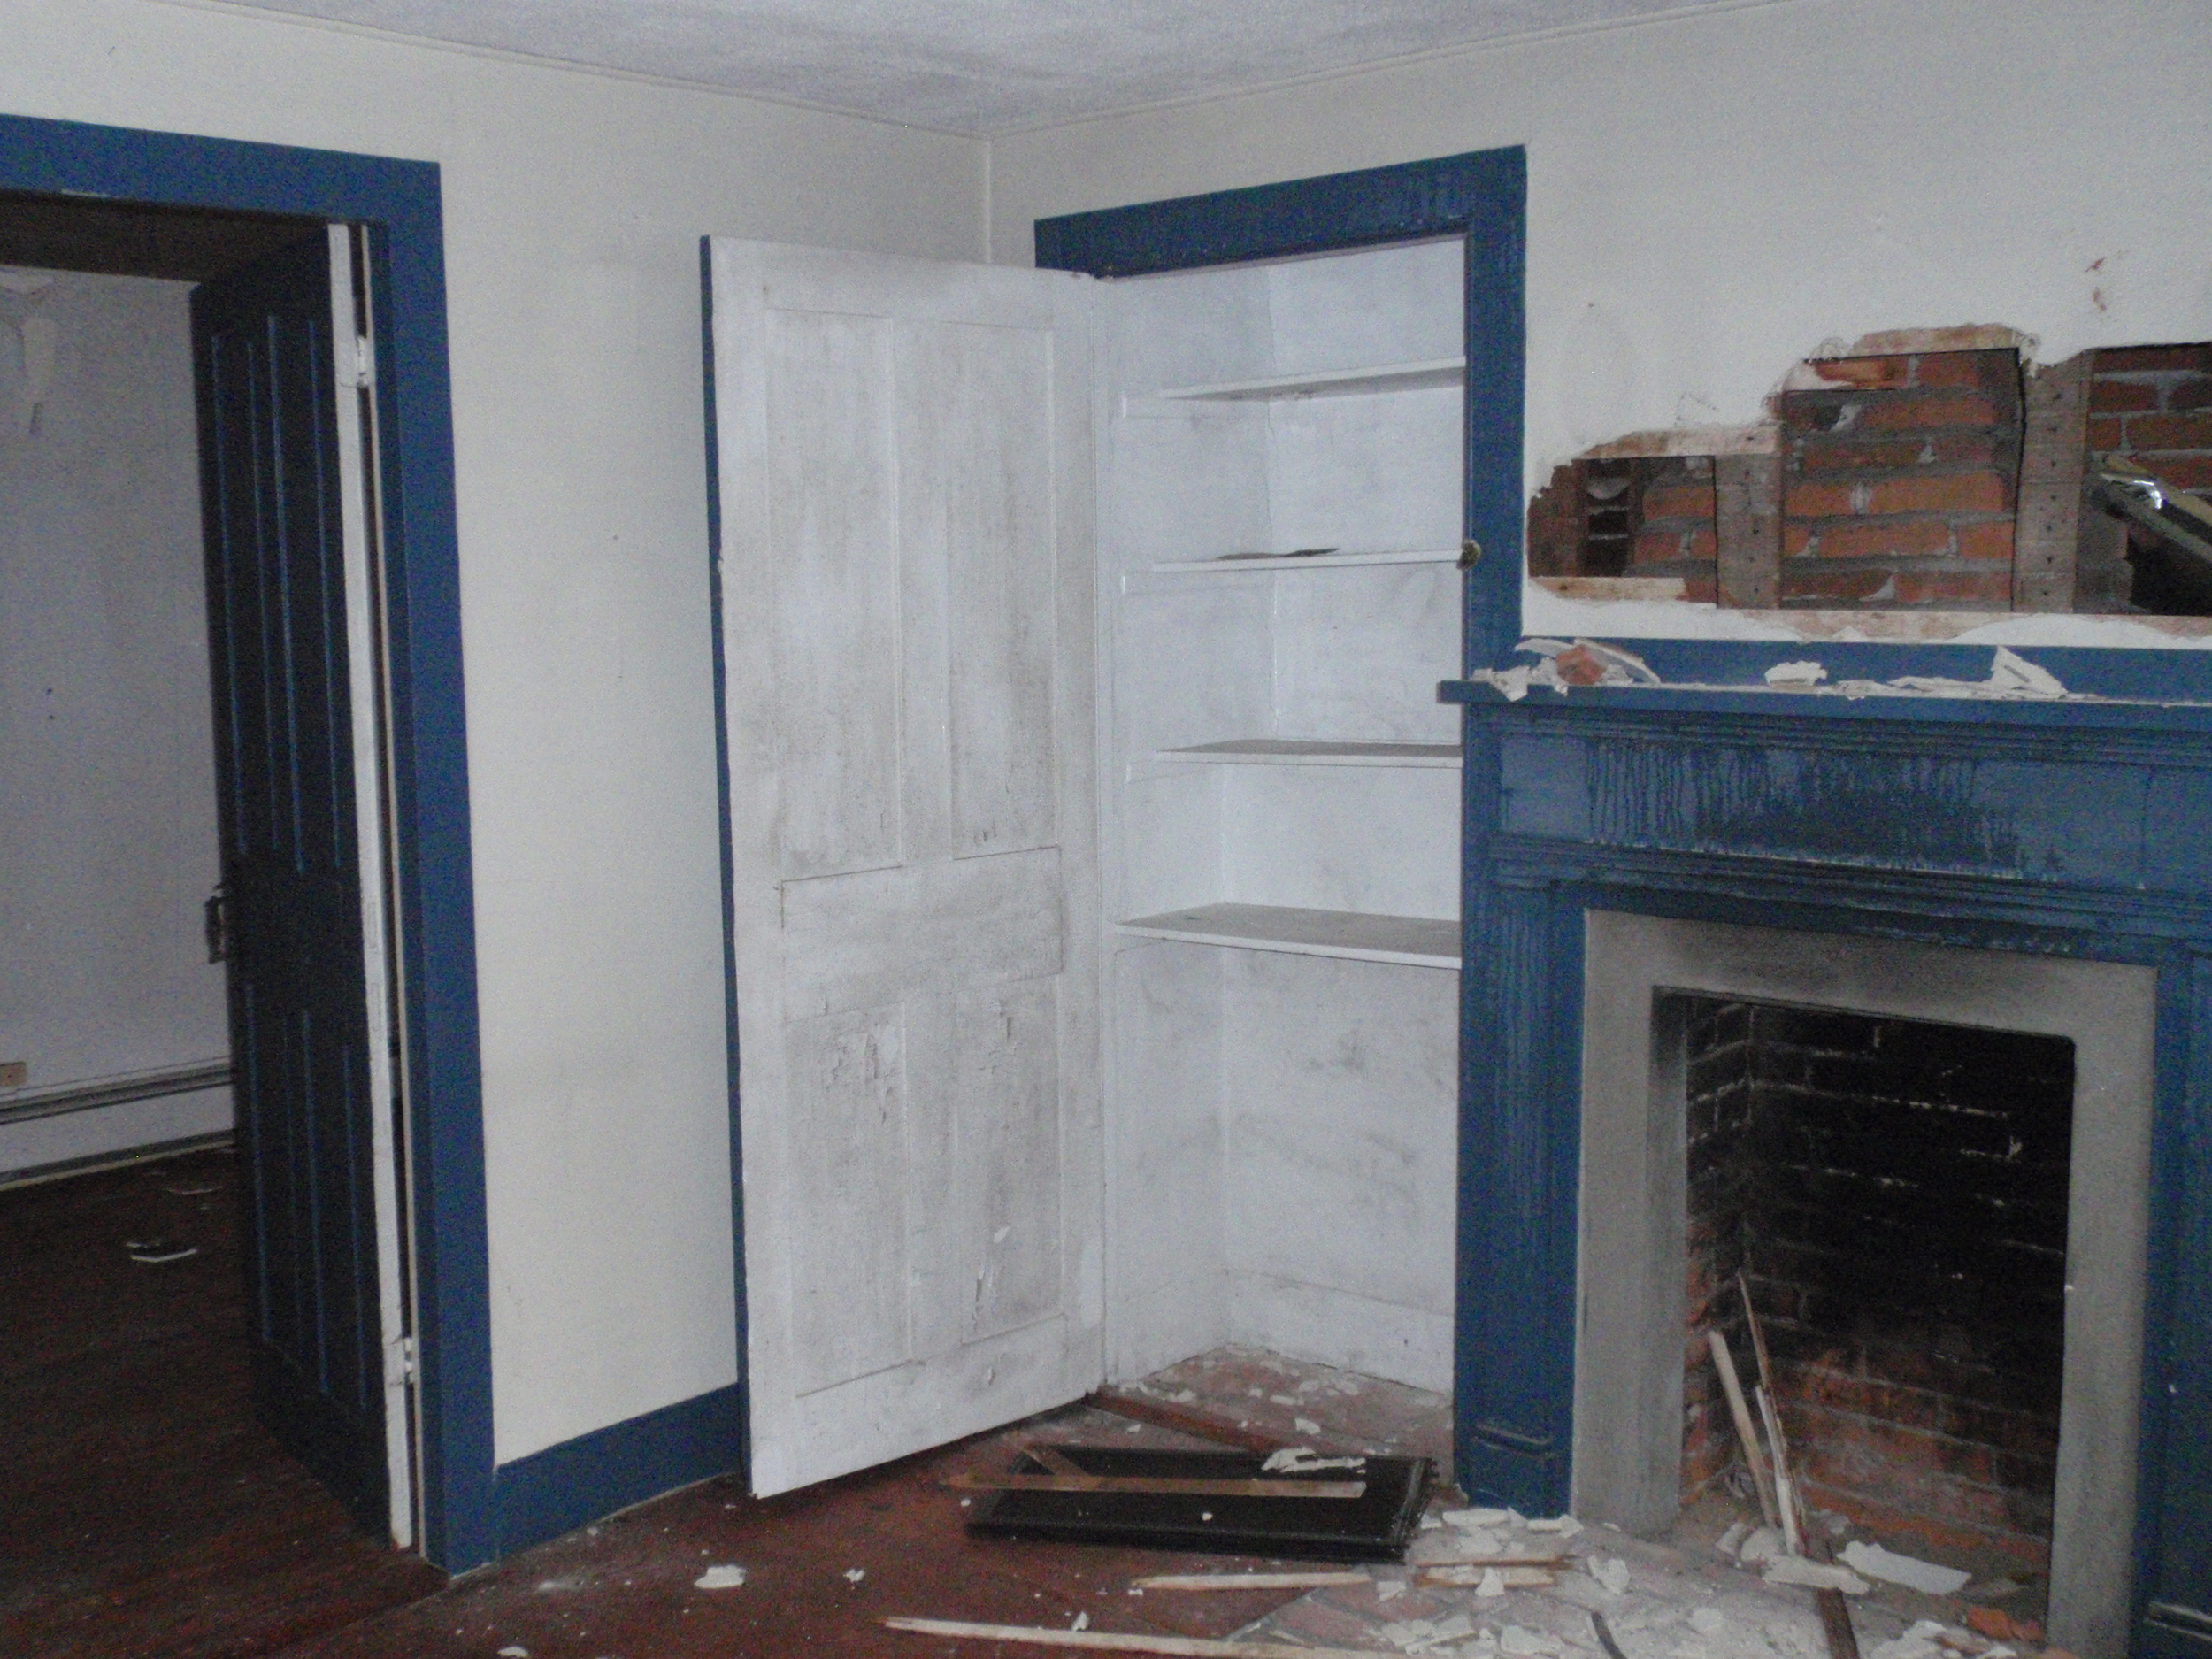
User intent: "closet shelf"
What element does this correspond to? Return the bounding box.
[1155,740,1462,768]
[1141,548,1458,574]
[1155,357,1466,402]
[1116,903,1462,969]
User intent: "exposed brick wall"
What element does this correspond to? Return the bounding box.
[1680,1001,2072,1568]
[2089,343,2212,495]
[1778,349,2024,609]
[1525,456,1718,598]
[1681,1002,1754,1501]
[1631,457,1718,600]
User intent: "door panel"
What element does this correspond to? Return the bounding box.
[193,233,388,1532]
[710,239,1101,1495]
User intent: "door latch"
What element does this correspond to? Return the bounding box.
[204,886,229,964]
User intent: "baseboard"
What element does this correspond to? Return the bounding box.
[0,1129,233,1191]
[493,1383,744,1556]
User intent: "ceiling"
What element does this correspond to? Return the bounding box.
[219,0,1751,135]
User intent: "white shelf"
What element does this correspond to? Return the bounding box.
[1116,903,1462,969]
[1155,357,1466,402]
[1156,740,1462,769]
[1141,548,1460,575]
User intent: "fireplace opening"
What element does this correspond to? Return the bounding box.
[1676,996,2075,1574]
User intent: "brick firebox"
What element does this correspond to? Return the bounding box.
[1678,998,2074,1569]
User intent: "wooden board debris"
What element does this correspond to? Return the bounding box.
[884,1617,1405,1657]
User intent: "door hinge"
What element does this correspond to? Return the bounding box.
[386,1333,419,1386]
[350,334,375,390]
[204,885,229,964]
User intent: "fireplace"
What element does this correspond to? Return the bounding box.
[1678,995,2076,1569]
[1446,684,2212,1659]
[1573,913,2150,1643]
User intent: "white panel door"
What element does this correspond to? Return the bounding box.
[707,239,1102,1494]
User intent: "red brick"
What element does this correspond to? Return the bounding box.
[1632,529,1686,567]
[1863,471,2012,514]
[1784,522,1815,557]
[1809,519,1955,560]
[1797,439,1932,472]
[1955,520,2016,563]
[2139,456,2212,490]
[2126,412,2212,451]
[2096,343,2212,374]
[1860,393,2002,431]
[1786,480,1858,518]
[1893,569,2012,606]
[1681,572,1718,603]
[2089,377,2161,414]
[2171,375,2212,411]
[1779,567,1893,604]
[1909,350,2016,391]
[1640,482,1717,521]
[2088,414,2130,451]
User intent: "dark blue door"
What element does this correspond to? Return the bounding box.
[193,234,388,1532]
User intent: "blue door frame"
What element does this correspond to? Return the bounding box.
[0,113,494,1570]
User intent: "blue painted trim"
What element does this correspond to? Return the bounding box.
[1033,149,1526,662]
[1036,147,1527,1512]
[1452,688,2212,1624]
[493,1384,744,1555]
[1034,150,1518,279]
[698,237,751,1483]
[0,113,494,1569]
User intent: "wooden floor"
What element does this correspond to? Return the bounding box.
[0,1146,444,1659]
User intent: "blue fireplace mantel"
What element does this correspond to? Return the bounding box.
[1441,676,2212,1653]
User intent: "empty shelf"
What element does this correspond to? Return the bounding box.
[1156,740,1462,768]
[1143,548,1459,574]
[1117,903,1462,968]
[1155,357,1466,402]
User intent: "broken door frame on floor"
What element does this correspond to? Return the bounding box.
[0,113,496,1571]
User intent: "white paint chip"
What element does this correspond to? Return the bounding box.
[693,1564,748,1590]
[1763,1556,1870,1594]
[1293,1417,1322,1434]
[498,1648,529,1657]
[1526,1515,1583,1535]
[845,1568,867,1583]
[1443,1507,1512,1527]
[1839,1540,1972,1596]
[1592,1558,1630,1595]
[1475,1568,1507,1598]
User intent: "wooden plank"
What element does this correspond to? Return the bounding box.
[2016,353,2093,611]
[764,308,902,879]
[787,1008,910,1394]
[885,1617,1394,1657]
[947,1472,1367,1499]
[780,848,1065,1019]
[1708,1327,1780,1528]
[1083,1390,1287,1454]
[1133,1571,1371,1591]
[953,981,1062,1342]
[1715,452,1782,608]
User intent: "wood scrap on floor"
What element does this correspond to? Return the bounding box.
[882,1617,1402,1658]
[1133,1571,1371,1591]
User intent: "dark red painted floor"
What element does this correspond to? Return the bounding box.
[0,1147,444,1659]
[288,1413,1322,1659]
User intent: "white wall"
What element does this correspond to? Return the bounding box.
[2,0,988,1464]
[0,268,233,1176]
[990,0,2212,647]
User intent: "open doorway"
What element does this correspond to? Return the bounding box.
[0,192,445,1655]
